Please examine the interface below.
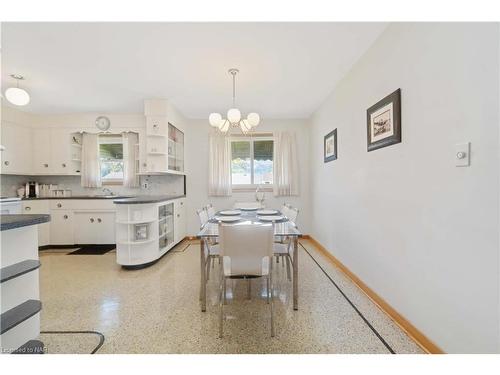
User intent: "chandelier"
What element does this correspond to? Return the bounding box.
[209,68,260,134]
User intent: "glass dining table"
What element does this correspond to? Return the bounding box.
[196,209,302,312]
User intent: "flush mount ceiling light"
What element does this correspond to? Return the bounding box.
[209,69,260,134]
[5,74,30,106]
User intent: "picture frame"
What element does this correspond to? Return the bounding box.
[366,88,401,152]
[324,128,337,163]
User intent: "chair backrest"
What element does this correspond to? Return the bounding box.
[287,206,299,225]
[234,201,264,209]
[281,202,290,218]
[206,204,216,218]
[219,223,274,276]
[197,208,209,229]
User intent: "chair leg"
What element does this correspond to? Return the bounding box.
[247,277,251,299]
[218,256,221,265]
[270,271,275,337]
[219,275,224,338]
[206,257,211,281]
[285,255,291,281]
[266,276,270,304]
[223,277,227,305]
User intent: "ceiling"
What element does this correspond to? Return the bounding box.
[1,23,387,118]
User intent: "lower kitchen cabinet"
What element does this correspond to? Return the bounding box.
[22,200,50,247]
[50,210,75,245]
[74,211,115,244]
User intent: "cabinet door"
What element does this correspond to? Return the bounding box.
[0,123,32,174]
[174,199,186,243]
[74,212,100,244]
[50,129,72,174]
[50,210,74,245]
[96,212,116,244]
[22,201,50,246]
[32,128,52,174]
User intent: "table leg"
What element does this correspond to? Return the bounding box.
[200,238,207,312]
[293,236,298,310]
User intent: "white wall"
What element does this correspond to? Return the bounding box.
[308,23,500,353]
[184,119,310,236]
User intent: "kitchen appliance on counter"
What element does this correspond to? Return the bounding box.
[0,197,22,214]
[25,181,40,198]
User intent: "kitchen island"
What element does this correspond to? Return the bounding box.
[0,214,50,354]
[113,195,186,269]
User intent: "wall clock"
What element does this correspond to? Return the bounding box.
[95,116,111,131]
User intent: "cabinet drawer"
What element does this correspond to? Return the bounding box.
[50,200,75,210]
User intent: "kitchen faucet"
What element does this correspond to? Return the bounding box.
[102,187,114,196]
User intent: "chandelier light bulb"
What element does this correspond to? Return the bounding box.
[240,119,251,132]
[209,113,223,127]
[227,108,241,124]
[247,112,260,127]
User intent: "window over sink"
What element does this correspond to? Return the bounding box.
[99,135,124,184]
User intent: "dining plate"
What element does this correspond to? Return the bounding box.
[256,209,278,215]
[215,216,241,222]
[258,215,285,222]
[239,207,259,211]
[219,210,241,216]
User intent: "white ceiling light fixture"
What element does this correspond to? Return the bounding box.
[5,74,30,106]
[209,68,260,134]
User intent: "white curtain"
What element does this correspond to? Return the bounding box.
[122,132,139,188]
[81,133,102,188]
[273,131,299,197]
[208,133,232,196]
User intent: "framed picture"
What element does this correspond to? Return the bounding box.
[324,128,337,163]
[367,89,401,152]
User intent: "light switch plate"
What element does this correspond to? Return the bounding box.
[455,142,470,167]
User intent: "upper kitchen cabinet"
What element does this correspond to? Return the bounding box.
[143,99,185,175]
[0,122,32,175]
[32,128,82,175]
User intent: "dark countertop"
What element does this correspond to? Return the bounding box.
[22,195,133,200]
[113,195,185,204]
[0,214,51,231]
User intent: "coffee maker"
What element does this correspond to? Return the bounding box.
[25,181,39,198]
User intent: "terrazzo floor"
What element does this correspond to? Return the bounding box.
[38,240,424,354]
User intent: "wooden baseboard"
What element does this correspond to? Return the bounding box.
[304,236,444,354]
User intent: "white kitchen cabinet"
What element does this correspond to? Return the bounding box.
[32,128,52,174]
[174,198,186,244]
[50,210,75,245]
[74,211,115,244]
[31,128,81,175]
[22,200,50,247]
[0,123,32,175]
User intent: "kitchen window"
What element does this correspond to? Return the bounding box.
[99,135,124,184]
[230,137,274,189]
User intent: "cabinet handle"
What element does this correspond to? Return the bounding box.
[4,161,9,166]
[63,215,68,219]
[62,163,67,168]
[180,202,183,206]
[57,203,62,208]
[143,162,147,167]
[90,218,95,223]
[177,214,180,218]
[25,206,31,211]
[97,218,102,223]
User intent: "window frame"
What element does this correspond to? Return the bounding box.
[230,135,274,191]
[98,134,124,186]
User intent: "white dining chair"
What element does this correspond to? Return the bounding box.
[274,204,299,278]
[197,207,220,280]
[218,222,275,338]
[206,203,216,219]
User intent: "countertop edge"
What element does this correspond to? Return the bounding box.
[0,214,51,231]
[113,195,186,204]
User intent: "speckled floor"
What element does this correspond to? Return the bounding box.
[37,240,424,354]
